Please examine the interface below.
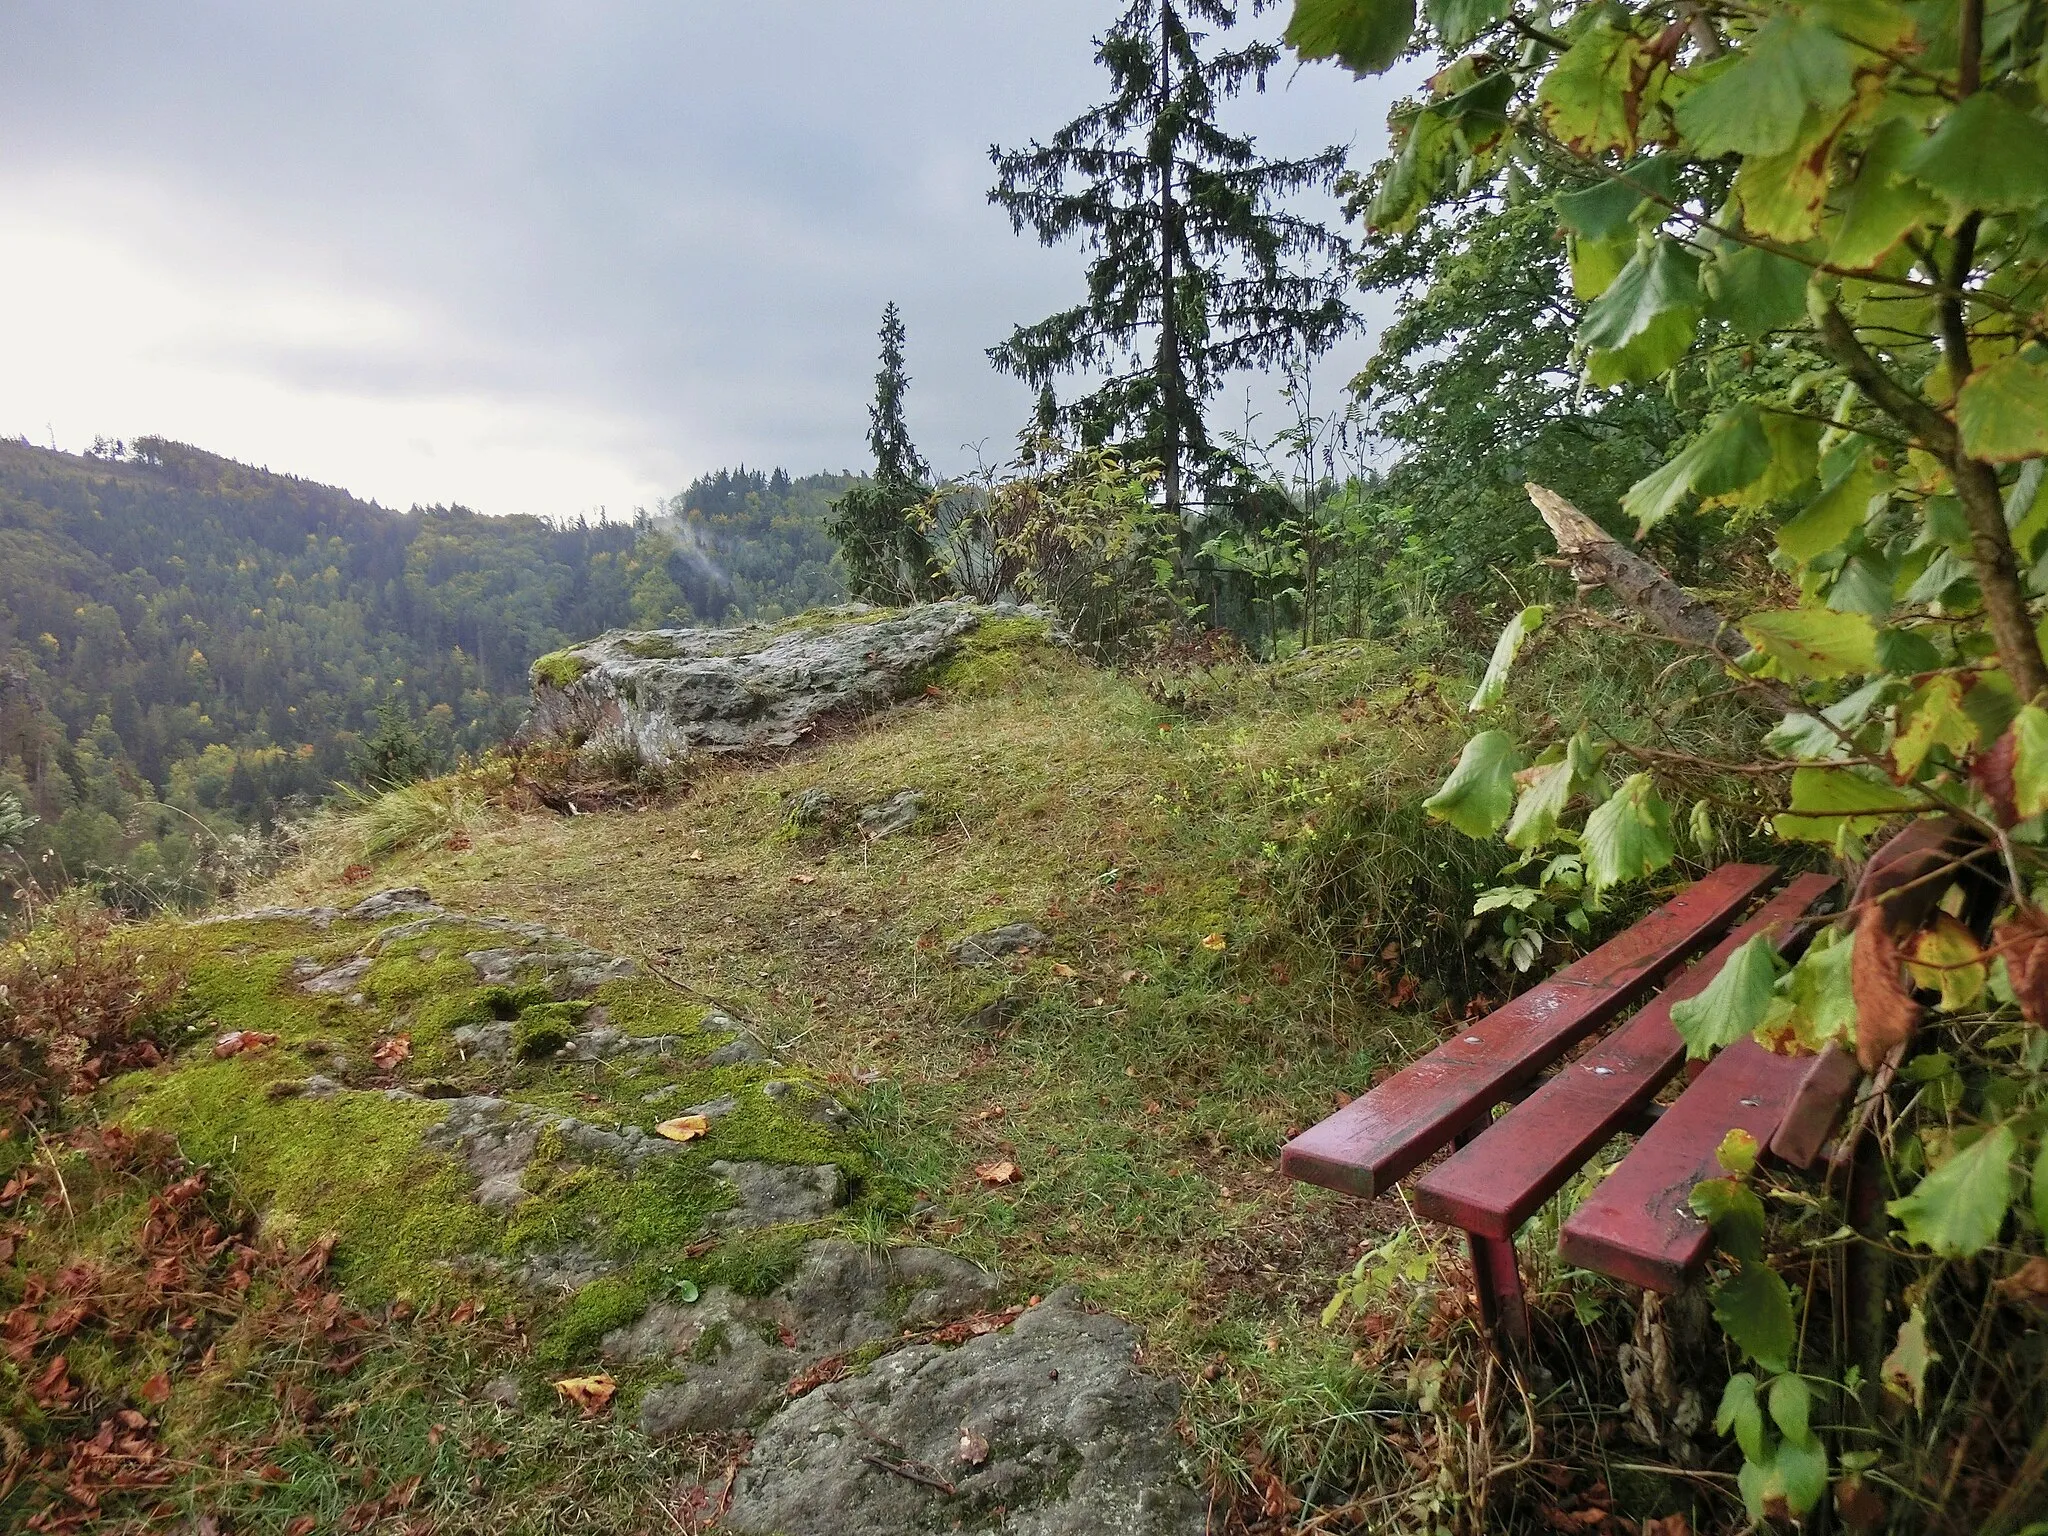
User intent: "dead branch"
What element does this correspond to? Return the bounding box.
[1526,484,1744,659]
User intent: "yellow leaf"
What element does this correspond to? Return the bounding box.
[1201,933,1228,952]
[553,1374,617,1416]
[1051,962,1078,977]
[654,1114,711,1143]
[1906,913,1987,1011]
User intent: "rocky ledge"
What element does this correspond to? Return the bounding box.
[524,600,1053,763]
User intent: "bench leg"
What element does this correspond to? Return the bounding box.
[1467,1229,1531,1353]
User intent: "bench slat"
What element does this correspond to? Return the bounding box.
[1279,863,1777,1200]
[1413,873,1836,1241]
[1557,1036,1816,1292]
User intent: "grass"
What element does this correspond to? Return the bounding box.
[47,616,1799,1529]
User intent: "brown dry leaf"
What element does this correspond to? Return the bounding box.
[974,1159,1021,1186]
[654,1114,711,1143]
[789,872,818,885]
[1994,1256,2048,1307]
[371,1034,412,1071]
[1050,962,1078,978]
[1996,904,2048,1024]
[1851,905,1921,1072]
[553,1374,617,1416]
[686,848,705,861]
[139,1371,172,1406]
[1834,1478,1886,1533]
[1640,1516,1691,1536]
[213,1029,280,1059]
[956,1427,990,1466]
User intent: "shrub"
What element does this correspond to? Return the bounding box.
[0,904,181,1134]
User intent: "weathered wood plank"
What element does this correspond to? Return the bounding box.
[1279,864,1778,1200]
[1413,874,1836,1240]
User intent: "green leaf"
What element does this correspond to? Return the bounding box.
[1874,626,1942,674]
[2032,1136,2048,1240]
[1716,1373,1767,1460]
[1957,352,2048,464]
[1285,0,1417,76]
[1888,1123,2017,1258]
[1691,1176,1769,1262]
[1767,1373,1813,1446]
[1741,608,1878,679]
[1882,1305,1935,1410]
[1553,157,1682,240]
[1674,14,1857,158]
[1424,730,1520,837]
[1582,772,1675,891]
[1505,759,1571,852]
[1581,239,1703,386]
[1777,458,1887,563]
[1714,1260,1797,1372]
[2010,704,2048,818]
[1774,765,1919,841]
[1367,107,1458,232]
[1623,405,1773,531]
[1903,93,2048,216]
[1428,0,1514,48]
[1471,604,1545,711]
[1671,933,1783,1059]
[1763,1431,1830,1517]
[1703,242,1814,339]
[1767,926,1859,1051]
[1830,117,1948,270]
[1538,25,1663,157]
[1893,675,1977,778]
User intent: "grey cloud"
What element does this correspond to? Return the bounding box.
[0,2,1408,506]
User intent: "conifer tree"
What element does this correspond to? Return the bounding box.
[988,0,1354,524]
[828,303,942,602]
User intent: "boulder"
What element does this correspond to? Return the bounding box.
[719,1288,1205,1535]
[525,601,1049,763]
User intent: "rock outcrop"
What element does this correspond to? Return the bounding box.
[525,601,1049,763]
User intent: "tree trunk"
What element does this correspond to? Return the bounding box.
[1526,484,1744,658]
[1157,2,1182,531]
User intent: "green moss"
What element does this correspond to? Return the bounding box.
[532,649,594,690]
[537,1273,652,1369]
[614,634,683,660]
[513,1001,589,1062]
[689,1320,731,1362]
[121,1060,497,1305]
[927,614,1065,697]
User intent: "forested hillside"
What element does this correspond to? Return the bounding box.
[0,439,851,903]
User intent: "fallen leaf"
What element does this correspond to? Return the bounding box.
[789,872,818,885]
[956,1427,990,1466]
[341,863,373,884]
[1834,1478,1886,1532]
[686,848,705,861]
[553,1374,616,1416]
[371,1034,412,1071]
[1852,905,1920,1072]
[213,1029,280,1059]
[1051,962,1078,978]
[1200,933,1227,951]
[139,1371,172,1406]
[1995,1256,2048,1307]
[974,1159,1021,1186]
[655,1114,711,1143]
[1119,969,1142,984]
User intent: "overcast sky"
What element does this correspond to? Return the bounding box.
[0,4,1408,519]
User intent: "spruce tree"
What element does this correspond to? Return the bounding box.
[988,0,1354,525]
[828,303,942,603]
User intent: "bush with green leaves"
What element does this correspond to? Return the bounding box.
[1288,0,2048,1520]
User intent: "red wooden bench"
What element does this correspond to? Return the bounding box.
[1280,864,1845,1348]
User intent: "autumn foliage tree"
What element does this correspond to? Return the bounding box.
[1288,0,2048,1518]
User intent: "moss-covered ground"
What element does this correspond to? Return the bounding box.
[14,622,1747,1530]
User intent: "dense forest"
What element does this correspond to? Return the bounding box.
[0,438,850,903]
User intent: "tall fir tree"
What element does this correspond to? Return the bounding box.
[987,0,1354,526]
[828,303,943,603]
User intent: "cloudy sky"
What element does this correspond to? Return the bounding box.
[0,4,1407,519]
